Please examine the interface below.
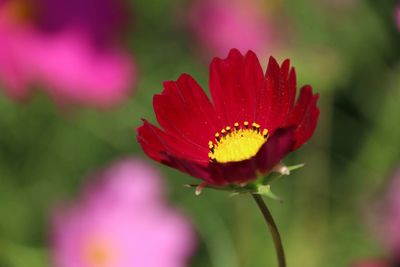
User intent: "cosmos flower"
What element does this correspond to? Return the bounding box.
[0,0,136,108]
[137,49,319,187]
[187,0,276,58]
[352,169,400,267]
[51,158,195,267]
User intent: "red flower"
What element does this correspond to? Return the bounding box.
[137,49,319,187]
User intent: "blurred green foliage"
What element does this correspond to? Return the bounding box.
[1,0,400,267]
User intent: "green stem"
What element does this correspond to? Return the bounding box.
[251,194,286,267]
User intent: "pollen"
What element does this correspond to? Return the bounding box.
[209,122,268,163]
[83,238,115,267]
[7,0,34,22]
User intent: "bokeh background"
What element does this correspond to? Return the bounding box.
[0,0,400,267]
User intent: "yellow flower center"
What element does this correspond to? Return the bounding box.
[4,0,35,23]
[84,238,115,267]
[208,121,268,163]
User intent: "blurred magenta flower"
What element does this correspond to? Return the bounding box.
[0,0,136,108]
[33,0,128,45]
[51,158,195,267]
[353,169,400,267]
[395,4,400,31]
[187,0,277,58]
[375,169,400,259]
[352,261,388,267]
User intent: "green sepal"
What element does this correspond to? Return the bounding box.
[287,163,305,172]
[262,163,305,185]
[254,185,282,202]
[184,183,281,201]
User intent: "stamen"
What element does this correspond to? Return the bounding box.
[208,143,214,151]
[215,132,221,141]
[252,123,260,133]
[208,121,269,163]
[84,238,115,267]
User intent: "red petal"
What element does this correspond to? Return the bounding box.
[293,93,319,150]
[209,49,263,126]
[153,74,222,146]
[286,86,320,150]
[209,159,258,185]
[244,50,265,121]
[286,85,312,125]
[287,67,297,114]
[137,120,208,162]
[256,127,295,173]
[256,57,295,133]
[137,120,223,184]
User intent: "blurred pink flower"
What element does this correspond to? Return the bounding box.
[395,4,400,31]
[353,168,400,266]
[376,169,400,259]
[351,261,388,267]
[187,0,276,58]
[0,0,136,108]
[51,158,195,267]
